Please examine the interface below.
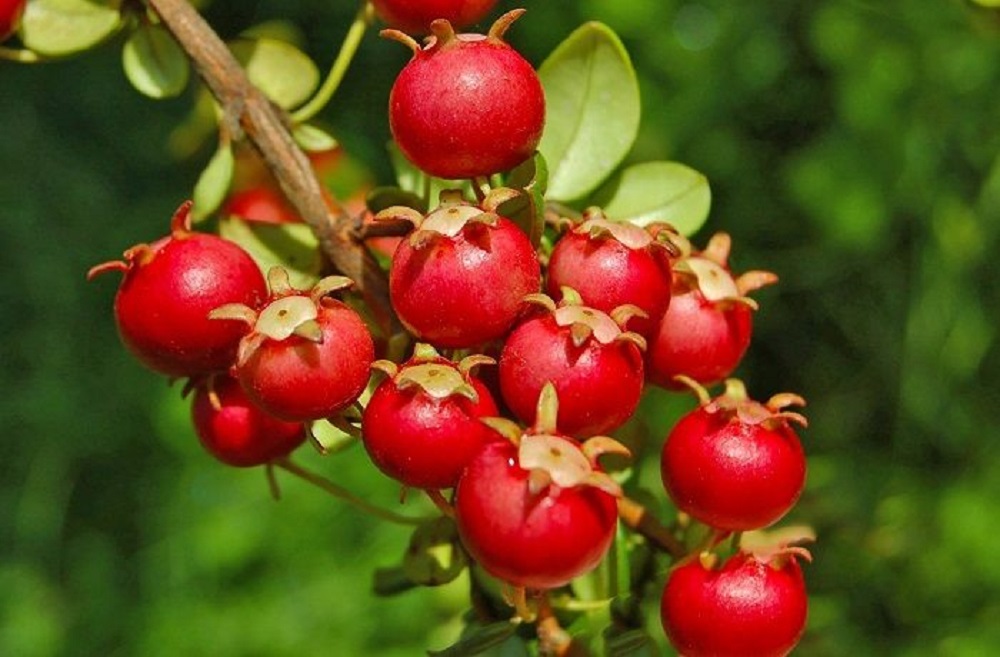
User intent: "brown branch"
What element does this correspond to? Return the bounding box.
[147,0,397,333]
[617,496,685,559]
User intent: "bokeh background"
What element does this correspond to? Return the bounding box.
[3,0,999,655]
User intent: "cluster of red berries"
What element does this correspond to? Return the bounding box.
[0,0,26,43]
[90,5,812,655]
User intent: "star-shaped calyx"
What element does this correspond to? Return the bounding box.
[375,188,521,251]
[677,375,809,432]
[481,383,631,498]
[671,232,778,310]
[523,287,648,353]
[209,266,355,367]
[371,343,495,403]
[569,207,680,256]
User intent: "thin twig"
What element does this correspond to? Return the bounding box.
[146,0,398,332]
[617,496,685,559]
[274,458,430,526]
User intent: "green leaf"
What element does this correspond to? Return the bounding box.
[402,517,467,587]
[427,622,519,657]
[388,142,471,208]
[538,22,640,202]
[191,144,234,222]
[500,152,548,247]
[230,37,320,110]
[20,0,122,57]
[292,124,338,153]
[218,217,321,290]
[592,161,711,236]
[367,186,427,214]
[309,419,357,455]
[122,23,189,99]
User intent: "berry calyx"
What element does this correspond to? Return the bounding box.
[647,232,777,388]
[371,0,499,34]
[547,209,677,336]
[661,548,810,657]
[190,373,306,467]
[362,344,501,489]
[661,378,807,531]
[211,268,375,422]
[384,11,546,178]
[498,288,646,436]
[455,385,628,590]
[87,201,268,378]
[383,190,541,348]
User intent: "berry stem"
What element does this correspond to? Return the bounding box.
[291,0,373,124]
[424,489,455,517]
[617,496,685,559]
[274,458,430,526]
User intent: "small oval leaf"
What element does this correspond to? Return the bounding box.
[538,22,640,202]
[122,23,189,99]
[592,161,711,236]
[230,37,320,110]
[501,152,548,247]
[192,144,234,222]
[218,217,321,290]
[21,0,121,56]
[292,123,339,153]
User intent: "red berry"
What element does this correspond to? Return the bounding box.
[385,12,545,179]
[224,186,303,225]
[647,232,777,389]
[362,346,500,489]
[661,380,807,531]
[547,212,675,337]
[0,0,26,42]
[372,0,499,34]
[191,374,305,467]
[214,270,375,422]
[498,290,646,437]
[455,401,626,589]
[87,201,267,378]
[386,194,540,349]
[661,550,809,657]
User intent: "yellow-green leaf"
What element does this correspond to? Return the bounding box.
[122,23,189,99]
[593,161,711,236]
[218,217,321,290]
[538,22,640,202]
[230,37,320,110]
[192,144,234,222]
[21,0,121,57]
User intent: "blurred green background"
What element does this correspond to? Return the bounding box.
[3,0,999,655]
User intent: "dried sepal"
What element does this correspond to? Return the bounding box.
[396,362,479,402]
[488,8,526,41]
[673,375,712,406]
[458,354,496,376]
[522,292,558,313]
[375,205,425,227]
[534,382,560,434]
[310,275,354,303]
[266,266,295,296]
[736,270,779,296]
[370,359,399,379]
[610,304,648,328]
[482,186,521,212]
[581,436,631,465]
[379,28,421,54]
[702,232,731,266]
[208,302,258,327]
[613,331,647,353]
[481,417,523,444]
[254,295,320,341]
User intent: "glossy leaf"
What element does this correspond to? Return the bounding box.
[122,23,189,99]
[388,142,471,208]
[500,152,548,247]
[230,38,320,110]
[538,22,640,201]
[426,622,519,657]
[292,124,338,153]
[218,217,321,290]
[592,161,711,235]
[192,144,234,222]
[20,0,121,56]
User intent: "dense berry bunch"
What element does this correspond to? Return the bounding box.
[87,5,817,655]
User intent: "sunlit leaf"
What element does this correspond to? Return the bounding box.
[593,161,711,235]
[192,144,234,221]
[293,123,338,153]
[230,37,320,110]
[122,23,189,99]
[21,0,121,56]
[538,22,640,201]
[218,217,321,289]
